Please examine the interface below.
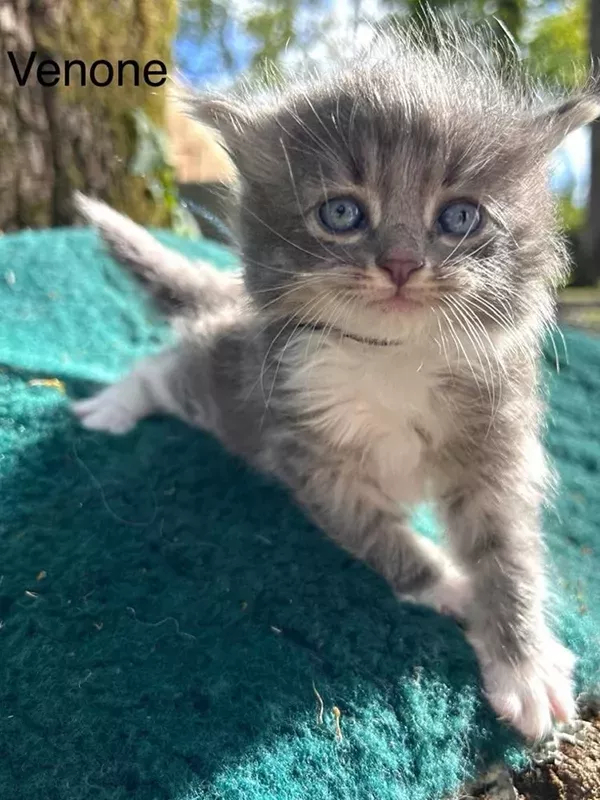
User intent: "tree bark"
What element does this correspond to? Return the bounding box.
[0,0,176,232]
[583,0,600,285]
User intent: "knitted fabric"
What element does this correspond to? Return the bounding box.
[0,227,598,800]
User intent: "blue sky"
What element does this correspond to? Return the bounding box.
[175,7,254,84]
[552,128,589,206]
[175,31,253,84]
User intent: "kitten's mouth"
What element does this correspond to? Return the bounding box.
[367,290,423,313]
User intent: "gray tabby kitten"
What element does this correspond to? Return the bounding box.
[73,24,599,741]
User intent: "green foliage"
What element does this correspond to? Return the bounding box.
[556,195,586,287]
[245,3,296,71]
[179,0,590,83]
[557,194,586,234]
[129,109,201,239]
[527,0,589,88]
[180,0,584,86]
[495,0,527,41]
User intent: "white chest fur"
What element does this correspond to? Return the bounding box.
[283,335,450,502]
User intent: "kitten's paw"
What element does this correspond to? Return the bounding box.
[403,569,472,620]
[471,634,576,741]
[72,385,142,435]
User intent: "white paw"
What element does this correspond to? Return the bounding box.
[471,634,576,740]
[72,385,142,435]
[403,569,473,619]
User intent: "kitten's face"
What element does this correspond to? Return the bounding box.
[198,36,597,344]
[237,97,545,342]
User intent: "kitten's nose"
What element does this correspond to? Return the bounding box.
[378,249,423,288]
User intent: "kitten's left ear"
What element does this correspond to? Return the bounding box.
[534,94,600,150]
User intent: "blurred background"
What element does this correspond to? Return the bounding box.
[0,0,599,321]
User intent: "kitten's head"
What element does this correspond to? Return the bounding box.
[194,23,599,345]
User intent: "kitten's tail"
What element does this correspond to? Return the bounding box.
[73,192,242,318]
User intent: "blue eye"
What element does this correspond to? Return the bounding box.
[318,197,365,233]
[437,201,482,237]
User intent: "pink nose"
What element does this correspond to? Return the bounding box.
[379,249,423,288]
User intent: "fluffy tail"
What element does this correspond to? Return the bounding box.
[74,193,242,317]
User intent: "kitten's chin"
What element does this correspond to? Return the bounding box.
[338,295,434,345]
[369,295,423,313]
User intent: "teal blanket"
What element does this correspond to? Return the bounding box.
[1,228,599,800]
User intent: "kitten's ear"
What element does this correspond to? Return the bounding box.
[534,94,600,150]
[189,96,254,161]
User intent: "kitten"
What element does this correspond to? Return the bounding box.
[73,22,599,741]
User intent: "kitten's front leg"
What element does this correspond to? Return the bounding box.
[73,344,218,435]
[269,436,471,618]
[442,442,575,740]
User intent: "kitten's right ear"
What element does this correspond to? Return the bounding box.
[190,96,253,161]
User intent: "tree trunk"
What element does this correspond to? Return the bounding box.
[582,0,600,285]
[0,0,176,232]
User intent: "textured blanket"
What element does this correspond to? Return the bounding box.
[0,227,598,800]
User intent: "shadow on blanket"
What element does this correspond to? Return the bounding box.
[0,370,519,800]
